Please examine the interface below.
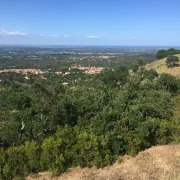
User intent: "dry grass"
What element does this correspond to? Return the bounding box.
[146,54,180,77]
[27,144,180,180]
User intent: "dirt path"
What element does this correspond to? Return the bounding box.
[27,144,180,180]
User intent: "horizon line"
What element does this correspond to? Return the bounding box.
[0,44,180,47]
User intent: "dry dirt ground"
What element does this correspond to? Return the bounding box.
[27,144,180,180]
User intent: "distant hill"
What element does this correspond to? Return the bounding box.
[146,54,180,77]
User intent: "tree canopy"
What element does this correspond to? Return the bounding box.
[156,48,180,59]
[166,55,179,68]
[0,63,180,179]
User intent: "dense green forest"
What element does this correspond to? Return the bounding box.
[156,48,180,59]
[0,60,180,179]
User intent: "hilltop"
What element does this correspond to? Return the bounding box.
[146,54,180,77]
[27,144,180,180]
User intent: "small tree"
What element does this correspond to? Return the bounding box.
[143,69,159,81]
[130,62,139,73]
[137,57,146,66]
[166,55,179,68]
[130,57,146,73]
[156,73,179,93]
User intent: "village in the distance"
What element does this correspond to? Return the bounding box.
[0,45,158,84]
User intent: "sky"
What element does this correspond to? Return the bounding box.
[0,0,180,46]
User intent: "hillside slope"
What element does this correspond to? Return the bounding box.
[27,144,180,180]
[146,54,180,77]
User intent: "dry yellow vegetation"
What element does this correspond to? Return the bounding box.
[27,144,180,180]
[146,54,180,77]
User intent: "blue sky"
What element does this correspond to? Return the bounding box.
[0,0,180,46]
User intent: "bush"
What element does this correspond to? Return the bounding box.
[156,48,180,59]
[40,136,66,173]
[156,73,180,94]
[24,141,41,172]
[143,69,159,81]
[166,55,179,68]
[2,145,27,179]
[72,130,112,168]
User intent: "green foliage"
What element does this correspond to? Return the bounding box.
[95,66,129,87]
[156,48,180,59]
[143,69,159,81]
[166,55,179,68]
[130,62,139,73]
[2,145,27,179]
[137,57,146,66]
[24,141,41,172]
[72,130,113,168]
[40,136,66,172]
[130,57,146,73]
[0,62,180,179]
[156,73,180,94]
[0,149,6,180]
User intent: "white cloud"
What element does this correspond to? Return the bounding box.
[39,34,61,38]
[38,34,71,38]
[0,28,7,34]
[0,28,27,36]
[8,31,27,36]
[128,36,139,40]
[49,34,59,37]
[0,28,78,39]
[63,34,71,38]
[39,34,71,38]
[87,35,99,39]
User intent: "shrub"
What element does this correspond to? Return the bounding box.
[166,55,179,68]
